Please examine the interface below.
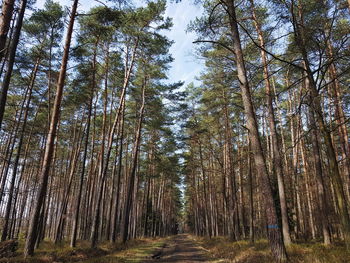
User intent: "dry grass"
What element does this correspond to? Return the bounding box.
[80,238,166,263]
[192,236,350,263]
[0,237,166,263]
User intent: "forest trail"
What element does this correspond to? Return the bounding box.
[144,234,212,263]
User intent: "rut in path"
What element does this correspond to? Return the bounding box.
[144,234,212,263]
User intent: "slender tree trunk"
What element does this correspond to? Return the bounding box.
[304,80,332,245]
[121,78,146,243]
[0,0,27,129]
[54,125,82,244]
[0,0,15,63]
[90,39,138,248]
[24,0,78,256]
[300,137,315,239]
[1,58,40,241]
[247,134,254,243]
[110,100,125,242]
[326,41,350,199]
[0,104,20,206]
[250,0,291,245]
[224,0,287,261]
[70,85,94,247]
[292,0,350,247]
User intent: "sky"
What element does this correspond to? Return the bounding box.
[35,0,204,87]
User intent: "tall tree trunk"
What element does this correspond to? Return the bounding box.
[121,78,146,243]
[1,58,40,241]
[0,0,27,129]
[24,0,78,256]
[304,79,332,245]
[0,103,19,206]
[224,0,287,261]
[250,0,291,245]
[90,39,138,248]
[326,41,350,199]
[0,0,15,63]
[292,0,350,247]
[247,134,254,243]
[110,99,125,242]
[54,123,82,244]
[70,80,94,248]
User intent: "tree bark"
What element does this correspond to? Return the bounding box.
[0,0,27,129]
[110,98,126,242]
[70,77,94,247]
[224,0,287,261]
[0,0,15,63]
[292,0,350,247]
[305,84,332,245]
[90,39,138,248]
[24,0,79,256]
[1,58,40,241]
[247,134,254,243]
[121,78,146,243]
[250,0,291,245]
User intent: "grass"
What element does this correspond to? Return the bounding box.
[192,236,350,263]
[4,235,348,262]
[79,239,166,263]
[0,238,166,263]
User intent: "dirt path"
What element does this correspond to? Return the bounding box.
[144,234,210,263]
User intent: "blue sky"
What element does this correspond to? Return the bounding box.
[35,0,203,87]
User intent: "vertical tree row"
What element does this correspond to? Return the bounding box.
[185,0,350,261]
[0,0,182,256]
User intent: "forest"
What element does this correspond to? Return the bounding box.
[0,0,349,262]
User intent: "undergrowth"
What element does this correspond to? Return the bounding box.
[0,237,165,263]
[192,236,350,263]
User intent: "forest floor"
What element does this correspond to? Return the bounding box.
[193,235,350,263]
[2,235,350,262]
[0,234,215,263]
[0,237,167,263]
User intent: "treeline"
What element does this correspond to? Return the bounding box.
[0,0,182,257]
[183,0,350,262]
